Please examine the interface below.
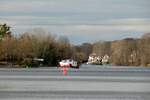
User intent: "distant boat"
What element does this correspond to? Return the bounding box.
[59,59,79,69]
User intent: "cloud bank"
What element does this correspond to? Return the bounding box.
[0,0,150,44]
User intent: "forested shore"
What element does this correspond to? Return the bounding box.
[0,24,150,67]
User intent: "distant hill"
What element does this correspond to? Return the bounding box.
[123,38,136,41]
[142,33,150,38]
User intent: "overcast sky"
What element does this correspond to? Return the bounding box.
[0,0,150,44]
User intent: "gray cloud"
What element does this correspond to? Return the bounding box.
[0,0,150,44]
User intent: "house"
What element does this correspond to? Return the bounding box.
[87,53,110,65]
[87,53,102,65]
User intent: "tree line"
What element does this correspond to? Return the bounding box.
[0,24,90,67]
[92,37,150,67]
[0,24,150,67]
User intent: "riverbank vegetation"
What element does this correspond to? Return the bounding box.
[0,24,150,67]
[92,36,150,67]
